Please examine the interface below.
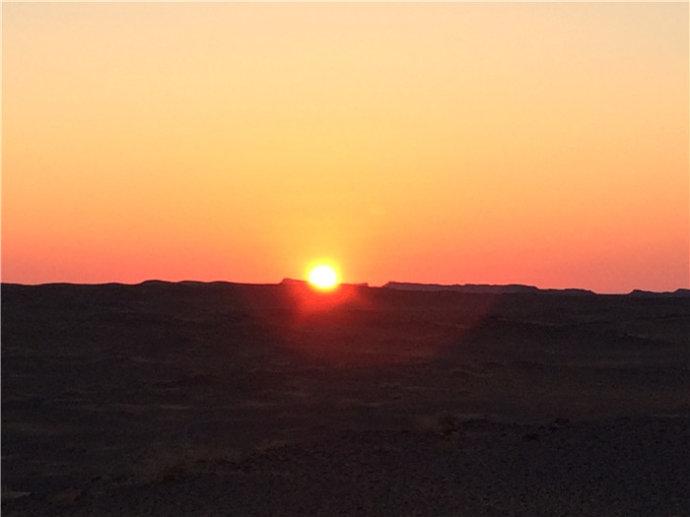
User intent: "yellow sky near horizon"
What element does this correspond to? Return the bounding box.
[2,2,688,292]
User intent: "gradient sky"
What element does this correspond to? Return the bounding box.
[2,2,688,292]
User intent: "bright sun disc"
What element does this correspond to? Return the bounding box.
[307,264,339,291]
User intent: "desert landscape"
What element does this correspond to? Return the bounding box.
[2,281,689,515]
[4,2,689,515]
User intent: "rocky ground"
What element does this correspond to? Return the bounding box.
[2,281,689,515]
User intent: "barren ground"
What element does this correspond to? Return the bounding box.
[2,282,689,515]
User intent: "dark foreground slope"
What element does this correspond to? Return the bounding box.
[2,281,690,515]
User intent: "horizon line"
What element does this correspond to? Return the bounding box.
[2,278,689,296]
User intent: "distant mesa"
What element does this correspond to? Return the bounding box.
[2,280,687,297]
[384,282,539,294]
[281,278,370,288]
[281,278,312,288]
[628,288,690,298]
[383,282,595,296]
[281,278,307,286]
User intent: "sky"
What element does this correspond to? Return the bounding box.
[2,2,688,293]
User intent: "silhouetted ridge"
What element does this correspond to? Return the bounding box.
[384,282,595,295]
[280,278,307,286]
[628,288,690,298]
[281,278,369,288]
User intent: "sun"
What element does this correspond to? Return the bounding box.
[307,264,339,291]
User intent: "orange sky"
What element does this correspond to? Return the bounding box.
[2,3,688,293]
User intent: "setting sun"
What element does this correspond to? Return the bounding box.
[307,264,339,291]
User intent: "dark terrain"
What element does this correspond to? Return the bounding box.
[2,281,690,515]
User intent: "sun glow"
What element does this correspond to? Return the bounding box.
[307,264,339,291]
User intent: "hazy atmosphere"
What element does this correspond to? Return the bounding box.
[3,4,690,515]
[3,2,688,291]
